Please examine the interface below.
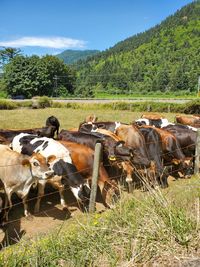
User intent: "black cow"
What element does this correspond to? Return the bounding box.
[46,116,60,137]
[134,118,170,128]
[0,126,56,144]
[138,126,169,188]
[58,129,132,162]
[162,124,197,158]
[79,121,128,133]
[152,127,194,179]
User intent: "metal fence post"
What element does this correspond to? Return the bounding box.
[89,143,102,213]
[194,129,200,175]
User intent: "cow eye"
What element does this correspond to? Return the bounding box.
[33,161,39,167]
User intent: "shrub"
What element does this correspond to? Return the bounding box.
[33,96,52,109]
[184,99,200,114]
[0,100,17,109]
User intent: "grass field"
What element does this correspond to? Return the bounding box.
[0,107,199,266]
[0,107,176,129]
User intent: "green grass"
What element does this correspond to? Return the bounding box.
[95,92,197,99]
[0,108,199,266]
[0,108,177,129]
[1,176,200,266]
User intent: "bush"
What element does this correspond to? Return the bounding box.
[184,99,200,114]
[0,100,17,109]
[33,96,52,109]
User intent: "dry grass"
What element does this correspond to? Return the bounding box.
[1,176,200,266]
[0,107,176,129]
[0,107,197,266]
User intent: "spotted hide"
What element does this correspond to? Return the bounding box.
[11,133,88,213]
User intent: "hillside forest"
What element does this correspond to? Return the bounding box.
[0,1,199,98]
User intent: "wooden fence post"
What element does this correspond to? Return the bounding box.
[89,143,102,213]
[194,129,200,175]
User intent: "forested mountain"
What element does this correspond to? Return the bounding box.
[74,1,200,96]
[56,49,100,64]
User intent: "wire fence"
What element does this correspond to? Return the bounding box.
[0,128,199,248]
[0,143,198,229]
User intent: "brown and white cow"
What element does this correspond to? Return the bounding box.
[60,141,120,208]
[0,144,54,218]
[141,113,166,120]
[175,115,200,127]
[11,133,89,213]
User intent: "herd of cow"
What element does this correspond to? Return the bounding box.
[0,113,199,231]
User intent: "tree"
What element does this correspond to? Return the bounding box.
[0,47,21,70]
[41,55,76,96]
[3,55,76,98]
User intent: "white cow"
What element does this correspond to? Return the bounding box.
[11,133,87,214]
[0,144,54,218]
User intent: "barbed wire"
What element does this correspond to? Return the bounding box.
[0,152,198,220]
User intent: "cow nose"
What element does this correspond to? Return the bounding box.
[45,170,54,178]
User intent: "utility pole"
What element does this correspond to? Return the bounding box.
[53,75,58,97]
[198,76,200,97]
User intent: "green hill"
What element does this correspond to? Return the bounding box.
[56,49,100,64]
[74,1,200,96]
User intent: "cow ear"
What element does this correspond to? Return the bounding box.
[47,155,56,163]
[22,159,30,167]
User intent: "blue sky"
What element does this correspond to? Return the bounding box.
[0,0,194,56]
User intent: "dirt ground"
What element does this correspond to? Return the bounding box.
[0,187,106,249]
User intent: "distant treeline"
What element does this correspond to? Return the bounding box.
[74,1,200,97]
[0,2,199,99]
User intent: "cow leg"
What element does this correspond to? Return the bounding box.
[34,182,45,213]
[100,181,119,209]
[4,189,12,221]
[121,162,134,193]
[58,186,70,211]
[49,177,69,210]
[22,195,30,217]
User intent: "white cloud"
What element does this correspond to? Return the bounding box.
[0,36,86,49]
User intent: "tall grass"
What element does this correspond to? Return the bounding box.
[1,176,200,266]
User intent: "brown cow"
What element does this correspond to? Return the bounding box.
[115,125,150,167]
[175,115,200,127]
[115,125,156,190]
[141,113,166,120]
[149,127,193,179]
[61,141,119,208]
[84,114,98,123]
[88,128,135,192]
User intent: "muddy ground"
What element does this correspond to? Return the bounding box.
[0,186,106,249]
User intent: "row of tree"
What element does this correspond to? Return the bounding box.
[0,2,199,98]
[0,48,77,98]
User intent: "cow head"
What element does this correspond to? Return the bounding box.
[23,153,54,179]
[171,158,194,179]
[53,159,89,205]
[37,126,57,138]
[100,139,132,162]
